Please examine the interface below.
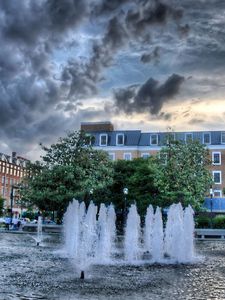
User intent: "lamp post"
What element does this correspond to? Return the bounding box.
[210,187,213,228]
[10,186,14,225]
[123,187,128,225]
[89,188,94,202]
[10,185,20,225]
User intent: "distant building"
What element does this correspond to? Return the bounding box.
[0,152,29,216]
[81,121,225,198]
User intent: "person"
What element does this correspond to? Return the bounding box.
[5,217,11,230]
[17,220,21,230]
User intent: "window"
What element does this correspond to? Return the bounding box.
[212,152,221,165]
[159,153,168,165]
[85,135,96,146]
[100,134,108,146]
[221,132,225,144]
[116,134,124,145]
[90,136,95,146]
[108,153,115,161]
[166,133,175,144]
[1,176,5,184]
[185,133,193,142]
[141,153,150,159]
[150,134,158,145]
[10,178,13,185]
[5,177,8,184]
[124,153,132,161]
[213,171,221,184]
[214,190,222,197]
[203,132,211,144]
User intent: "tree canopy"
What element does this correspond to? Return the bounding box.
[21,130,114,215]
[156,139,212,210]
[0,196,4,216]
[22,133,212,219]
[93,139,212,213]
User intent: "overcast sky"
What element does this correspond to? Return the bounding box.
[0,0,225,160]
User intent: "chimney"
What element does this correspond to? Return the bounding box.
[81,121,114,132]
[12,152,17,164]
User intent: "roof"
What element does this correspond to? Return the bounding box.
[86,129,225,147]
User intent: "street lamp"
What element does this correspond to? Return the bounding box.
[10,185,20,225]
[210,186,213,228]
[123,187,128,225]
[89,188,94,201]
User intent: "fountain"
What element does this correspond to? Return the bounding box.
[36,216,43,246]
[63,199,198,278]
[3,200,225,299]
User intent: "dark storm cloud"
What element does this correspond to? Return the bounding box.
[46,0,87,31]
[125,1,182,36]
[2,0,222,159]
[92,0,130,16]
[114,74,185,114]
[140,46,160,63]
[64,0,184,100]
[0,0,91,155]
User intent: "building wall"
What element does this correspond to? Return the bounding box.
[0,152,29,216]
[84,123,225,198]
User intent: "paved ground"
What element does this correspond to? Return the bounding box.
[1,232,225,299]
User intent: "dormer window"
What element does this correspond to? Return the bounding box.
[150,134,158,145]
[84,134,95,146]
[100,134,108,146]
[185,133,193,143]
[221,132,225,144]
[116,133,124,146]
[203,132,211,145]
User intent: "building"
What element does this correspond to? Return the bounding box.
[0,151,29,216]
[81,121,225,198]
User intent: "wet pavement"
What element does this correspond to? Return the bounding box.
[1,232,225,299]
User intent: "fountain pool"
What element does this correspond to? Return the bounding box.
[1,232,225,299]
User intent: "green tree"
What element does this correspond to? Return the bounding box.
[0,196,4,216]
[21,130,113,216]
[156,139,212,210]
[93,157,159,216]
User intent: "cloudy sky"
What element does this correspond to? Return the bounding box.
[0,0,225,160]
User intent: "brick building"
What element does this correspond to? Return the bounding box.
[0,152,29,216]
[81,121,225,198]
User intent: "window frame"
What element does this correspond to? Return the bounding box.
[141,153,150,159]
[213,170,222,184]
[108,152,115,161]
[150,134,158,145]
[203,132,211,145]
[213,189,222,197]
[116,133,124,146]
[99,133,108,146]
[185,133,193,143]
[212,151,221,165]
[221,132,225,144]
[123,153,132,161]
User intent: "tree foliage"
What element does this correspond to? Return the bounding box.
[93,140,212,214]
[0,196,4,216]
[93,158,159,216]
[156,139,212,210]
[21,131,114,215]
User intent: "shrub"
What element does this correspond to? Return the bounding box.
[195,215,211,228]
[212,215,225,229]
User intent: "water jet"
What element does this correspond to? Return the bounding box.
[63,199,198,276]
